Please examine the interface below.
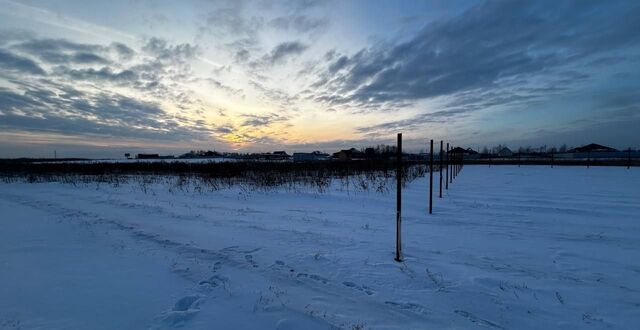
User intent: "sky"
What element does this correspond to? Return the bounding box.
[0,0,639,158]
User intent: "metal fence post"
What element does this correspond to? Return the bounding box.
[439,140,443,198]
[446,143,449,190]
[395,133,402,262]
[429,139,433,214]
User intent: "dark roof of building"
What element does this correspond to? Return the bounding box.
[450,147,478,154]
[569,143,618,153]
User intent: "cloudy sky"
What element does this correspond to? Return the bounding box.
[0,0,639,157]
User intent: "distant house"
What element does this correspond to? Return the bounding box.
[179,150,222,159]
[449,147,478,155]
[332,148,365,161]
[568,143,618,153]
[293,151,330,162]
[449,147,464,154]
[137,153,159,159]
[271,151,292,160]
[498,147,513,157]
[449,147,479,159]
[252,151,292,161]
[136,153,174,159]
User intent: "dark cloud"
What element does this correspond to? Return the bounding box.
[312,1,640,108]
[6,37,129,66]
[142,37,199,63]
[110,42,135,60]
[54,66,137,84]
[0,85,213,141]
[0,49,46,75]
[16,38,103,54]
[0,35,204,106]
[260,41,308,66]
[240,113,288,127]
[202,78,243,96]
[214,126,234,134]
[0,34,217,143]
[70,52,110,64]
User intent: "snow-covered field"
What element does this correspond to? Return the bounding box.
[1,166,639,329]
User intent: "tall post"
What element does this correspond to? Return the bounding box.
[449,148,453,184]
[452,151,456,180]
[445,143,449,190]
[628,148,632,169]
[439,140,443,198]
[429,139,434,214]
[454,150,457,179]
[395,133,402,262]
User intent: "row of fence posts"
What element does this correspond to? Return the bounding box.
[393,136,633,261]
[395,133,464,262]
[503,148,634,168]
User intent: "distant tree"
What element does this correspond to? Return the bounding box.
[540,145,547,153]
[559,144,567,153]
[481,146,489,154]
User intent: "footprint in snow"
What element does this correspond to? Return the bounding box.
[173,295,201,312]
[454,310,504,329]
[385,301,428,315]
[155,295,202,328]
[342,281,375,295]
[245,254,259,268]
[199,274,228,288]
[296,273,329,284]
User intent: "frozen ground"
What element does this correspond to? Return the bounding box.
[0,166,639,329]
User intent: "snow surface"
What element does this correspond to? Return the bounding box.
[1,166,639,329]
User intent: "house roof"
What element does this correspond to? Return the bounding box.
[569,143,618,153]
[450,147,477,154]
